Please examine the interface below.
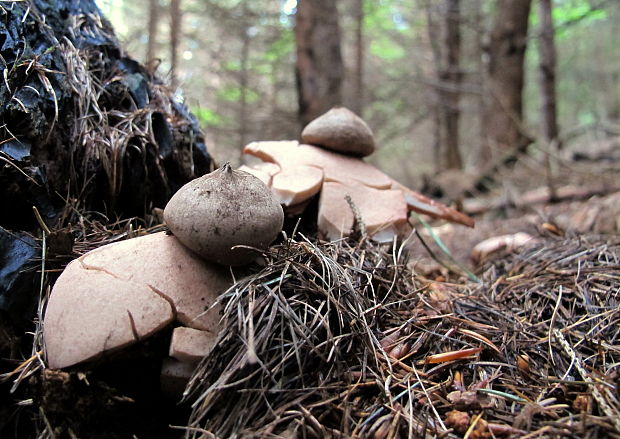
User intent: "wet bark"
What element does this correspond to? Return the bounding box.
[295,0,344,127]
[424,1,444,173]
[473,0,487,159]
[425,0,463,171]
[352,0,364,116]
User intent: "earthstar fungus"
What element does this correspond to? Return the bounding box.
[164,162,284,266]
[301,107,376,157]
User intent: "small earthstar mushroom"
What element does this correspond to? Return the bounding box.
[164,162,284,266]
[301,107,376,157]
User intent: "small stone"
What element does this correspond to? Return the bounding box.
[301,107,375,157]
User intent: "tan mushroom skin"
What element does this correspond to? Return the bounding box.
[43,232,233,369]
[164,163,284,266]
[301,106,376,157]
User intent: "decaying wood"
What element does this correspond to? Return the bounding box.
[0,0,213,231]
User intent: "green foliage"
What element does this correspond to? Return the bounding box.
[216,86,260,104]
[530,0,608,39]
[252,63,273,76]
[364,0,413,60]
[364,0,410,32]
[263,29,293,63]
[577,111,596,125]
[253,29,293,77]
[192,107,223,126]
[370,38,405,60]
[553,0,608,27]
[223,60,241,71]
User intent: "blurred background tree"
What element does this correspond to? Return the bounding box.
[295,0,344,126]
[97,0,620,190]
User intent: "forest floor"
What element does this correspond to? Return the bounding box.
[412,139,620,273]
[1,143,619,438]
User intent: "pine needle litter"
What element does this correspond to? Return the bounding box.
[181,233,619,438]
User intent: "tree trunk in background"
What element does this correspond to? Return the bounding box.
[295,0,344,127]
[146,0,159,64]
[426,0,462,171]
[538,0,561,149]
[239,4,251,149]
[440,0,463,170]
[424,1,443,173]
[170,0,181,89]
[482,0,533,163]
[473,0,487,160]
[353,0,364,116]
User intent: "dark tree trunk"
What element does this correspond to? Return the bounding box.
[426,0,463,171]
[424,1,443,173]
[482,0,533,163]
[170,0,181,88]
[146,0,159,64]
[295,0,344,127]
[353,0,364,116]
[538,0,561,149]
[440,0,463,170]
[473,0,487,158]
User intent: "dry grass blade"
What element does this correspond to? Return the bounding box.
[60,37,171,207]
